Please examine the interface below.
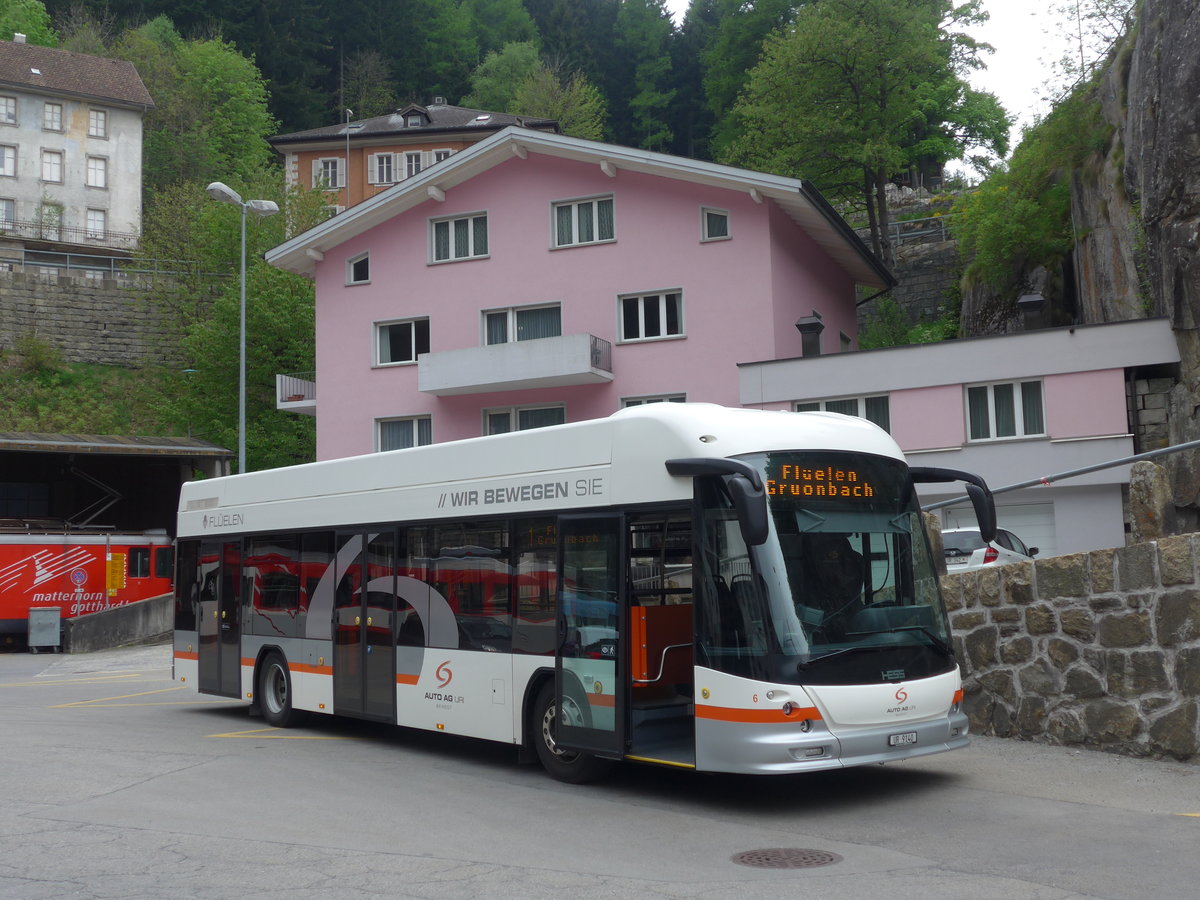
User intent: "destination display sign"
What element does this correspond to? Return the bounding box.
[765,463,879,500]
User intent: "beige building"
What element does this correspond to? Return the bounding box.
[268,100,558,212]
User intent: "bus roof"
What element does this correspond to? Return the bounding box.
[177,404,904,538]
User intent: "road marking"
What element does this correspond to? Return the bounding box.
[1178,813,1200,818]
[2,674,148,687]
[52,686,235,708]
[210,727,359,741]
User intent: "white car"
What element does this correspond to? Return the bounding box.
[942,527,1039,571]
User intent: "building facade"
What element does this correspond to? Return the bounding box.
[0,36,152,251]
[269,101,558,213]
[266,126,892,460]
[738,319,1182,557]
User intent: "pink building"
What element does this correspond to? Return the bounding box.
[266,127,892,459]
[739,318,1181,556]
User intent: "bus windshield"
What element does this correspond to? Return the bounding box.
[697,450,952,686]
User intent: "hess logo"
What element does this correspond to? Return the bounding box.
[436,661,453,688]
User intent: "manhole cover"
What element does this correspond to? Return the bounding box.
[731,848,844,869]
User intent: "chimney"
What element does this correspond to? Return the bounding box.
[14,33,27,43]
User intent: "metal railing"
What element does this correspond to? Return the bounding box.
[590,334,612,372]
[0,217,140,251]
[277,372,315,403]
[0,247,223,282]
[856,213,958,247]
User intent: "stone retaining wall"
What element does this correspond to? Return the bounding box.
[943,534,1200,761]
[0,270,182,367]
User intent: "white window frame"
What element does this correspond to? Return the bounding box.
[966,380,1046,442]
[795,395,891,433]
[85,208,107,239]
[619,290,684,342]
[88,108,107,138]
[86,155,108,189]
[430,211,488,263]
[0,145,15,177]
[482,303,562,345]
[483,404,566,435]
[43,102,62,131]
[0,198,14,227]
[375,317,430,366]
[315,157,343,189]
[0,97,16,125]
[369,152,394,185]
[346,251,370,284]
[404,151,422,179]
[41,149,62,183]
[701,206,730,242]
[552,194,615,248]
[433,148,452,163]
[623,394,686,407]
[406,114,423,127]
[376,415,432,452]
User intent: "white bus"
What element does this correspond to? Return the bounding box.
[173,403,995,782]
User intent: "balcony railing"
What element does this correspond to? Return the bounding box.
[0,217,140,251]
[276,372,316,416]
[419,333,614,397]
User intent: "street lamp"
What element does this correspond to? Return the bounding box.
[205,181,280,474]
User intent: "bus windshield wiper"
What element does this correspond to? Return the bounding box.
[796,645,878,671]
[845,625,953,656]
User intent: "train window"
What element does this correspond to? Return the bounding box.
[129,547,151,578]
[154,546,174,579]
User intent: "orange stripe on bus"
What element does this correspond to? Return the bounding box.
[587,693,616,708]
[289,663,332,676]
[954,688,964,704]
[696,704,821,724]
[396,674,420,685]
[241,658,255,668]
[174,651,198,661]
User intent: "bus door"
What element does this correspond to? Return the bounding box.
[198,540,241,697]
[555,515,625,758]
[333,531,396,721]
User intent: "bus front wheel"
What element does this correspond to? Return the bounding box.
[258,651,306,728]
[531,681,613,784]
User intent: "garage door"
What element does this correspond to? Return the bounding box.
[942,502,1057,559]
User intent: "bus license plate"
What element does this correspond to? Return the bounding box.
[889,731,918,746]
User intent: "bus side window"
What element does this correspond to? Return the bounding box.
[129,546,151,578]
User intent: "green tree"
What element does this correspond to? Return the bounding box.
[139,172,328,471]
[511,64,607,140]
[609,0,676,150]
[701,0,800,157]
[0,0,57,44]
[461,0,538,57]
[343,48,398,118]
[463,41,542,111]
[724,0,1008,265]
[668,0,719,158]
[114,17,276,193]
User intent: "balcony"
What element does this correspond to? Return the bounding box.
[276,372,315,415]
[419,333,613,397]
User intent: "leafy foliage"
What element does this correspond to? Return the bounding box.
[722,0,1009,263]
[0,0,57,45]
[858,297,959,349]
[951,86,1107,291]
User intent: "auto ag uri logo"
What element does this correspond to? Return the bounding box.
[894,686,909,704]
[435,661,453,688]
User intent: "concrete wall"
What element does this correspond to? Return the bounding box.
[62,592,172,653]
[944,534,1200,761]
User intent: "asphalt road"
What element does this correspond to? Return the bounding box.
[1,642,1198,899]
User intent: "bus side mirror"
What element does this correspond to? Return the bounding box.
[726,474,769,547]
[910,466,997,544]
[665,457,769,547]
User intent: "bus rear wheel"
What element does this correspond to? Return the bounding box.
[258,652,306,728]
[532,681,613,784]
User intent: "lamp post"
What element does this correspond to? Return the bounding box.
[205,181,280,474]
